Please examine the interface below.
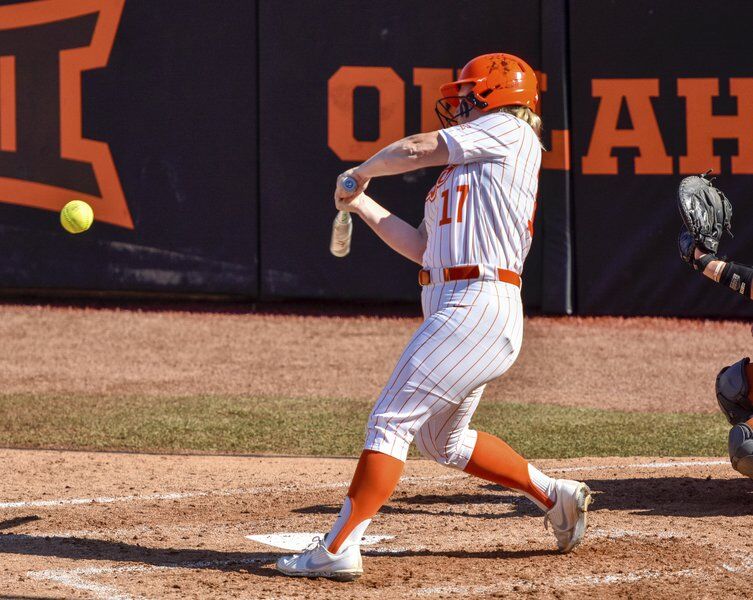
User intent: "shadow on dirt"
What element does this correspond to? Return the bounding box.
[1,477,748,576]
[293,492,542,520]
[579,475,753,517]
[294,476,753,520]
[477,476,753,518]
[0,515,41,530]
[0,532,278,576]
[0,530,554,573]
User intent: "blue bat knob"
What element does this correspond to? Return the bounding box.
[341,177,357,193]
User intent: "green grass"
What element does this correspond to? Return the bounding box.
[0,394,730,458]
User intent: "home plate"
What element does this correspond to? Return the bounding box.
[246,532,394,552]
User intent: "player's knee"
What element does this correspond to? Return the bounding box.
[413,434,437,462]
[442,446,469,469]
[429,448,466,469]
[715,358,753,425]
[729,423,753,478]
[414,430,471,470]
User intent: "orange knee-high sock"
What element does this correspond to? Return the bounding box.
[464,431,554,510]
[326,450,404,554]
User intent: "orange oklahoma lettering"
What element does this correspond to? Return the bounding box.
[0,55,16,151]
[582,79,672,175]
[328,66,405,161]
[678,78,753,174]
[413,67,453,133]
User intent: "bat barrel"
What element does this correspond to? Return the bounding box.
[330,210,352,258]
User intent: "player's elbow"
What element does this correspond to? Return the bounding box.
[401,133,447,166]
[402,134,433,157]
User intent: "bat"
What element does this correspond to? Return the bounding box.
[330,176,357,258]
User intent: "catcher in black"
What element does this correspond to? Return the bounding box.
[678,172,753,478]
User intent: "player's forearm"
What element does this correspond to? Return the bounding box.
[354,132,449,179]
[697,250,753,300]
[354,196,425,265]
[700,258,726,283]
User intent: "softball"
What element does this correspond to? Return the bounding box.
[60,200,94,234]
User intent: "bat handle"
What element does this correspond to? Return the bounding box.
[339,176,358,194]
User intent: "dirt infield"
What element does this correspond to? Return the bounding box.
[1,304,751,412]
[0,449,750,599]
[0,304,751,598]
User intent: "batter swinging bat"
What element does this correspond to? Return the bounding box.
[330,176,357,258]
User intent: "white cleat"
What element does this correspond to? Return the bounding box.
[276,536,363,582]
[544,479,593,553]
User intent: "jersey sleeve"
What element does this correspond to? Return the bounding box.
[438,113,523,165]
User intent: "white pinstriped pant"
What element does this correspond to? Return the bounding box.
[364,278,524,468]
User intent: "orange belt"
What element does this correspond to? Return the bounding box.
[418,265,521,287]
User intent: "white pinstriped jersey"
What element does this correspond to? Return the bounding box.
[361,113,541,468]
[423,112,541,274]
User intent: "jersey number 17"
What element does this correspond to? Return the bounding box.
[439,185,469,226]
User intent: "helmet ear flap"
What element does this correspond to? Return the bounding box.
[467,91,488,110]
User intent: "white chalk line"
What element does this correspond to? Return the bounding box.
[0,473,464,510]
[0,484,343,509]
[26,565,125,600]
[589,527,690,541]
[27,557,276,600]
[0,459,729,511]
[27,569,140,600]
[549,459,728,473]
[27,546,427,600]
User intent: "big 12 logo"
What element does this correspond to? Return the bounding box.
[0,0,132,229]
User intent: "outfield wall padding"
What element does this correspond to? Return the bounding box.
[0,0,258,295]
[568,0,753,317]
[258,0,546,304]
[3,0,753,317]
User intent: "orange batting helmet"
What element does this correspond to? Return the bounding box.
[435,53,539,128]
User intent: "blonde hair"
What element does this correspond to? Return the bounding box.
[496,105,543,141]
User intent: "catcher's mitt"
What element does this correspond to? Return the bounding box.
[677,171,732,255]
[677,229,697,265]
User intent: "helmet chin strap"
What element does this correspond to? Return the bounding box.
[457,98,472,119]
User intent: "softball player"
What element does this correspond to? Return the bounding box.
[278,53,592,581]
[681,238,753,477]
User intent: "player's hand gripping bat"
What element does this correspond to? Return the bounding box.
[330,176,357,258]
